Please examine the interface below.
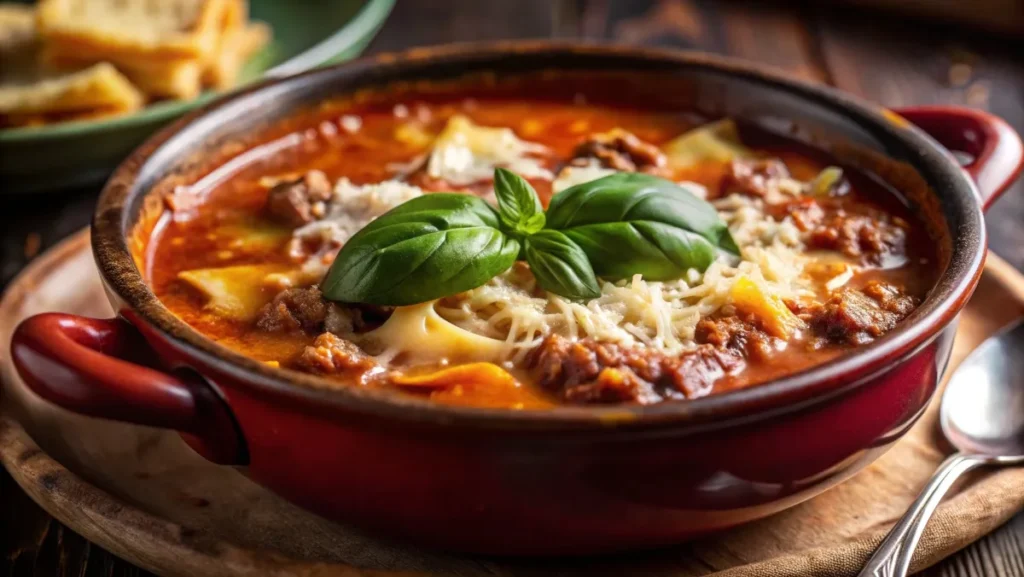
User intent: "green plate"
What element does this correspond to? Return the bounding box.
[0,0,395,194]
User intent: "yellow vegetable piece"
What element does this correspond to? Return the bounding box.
[729,277,805,339]
[178,264,284,321]
[807,166,845,197]
[392,363,517,389]
[663,119,752,168]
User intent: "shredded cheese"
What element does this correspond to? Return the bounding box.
[287,178,423,280]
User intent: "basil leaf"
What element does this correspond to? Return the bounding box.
[545,172,739,280]
[321,194,520,305]
[523,230,600,300]
[494,167,545,235]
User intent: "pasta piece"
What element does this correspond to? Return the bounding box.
[178,264,284,320]
[663,119,752,168]
[426,114,552,184]
[391,363,517,389]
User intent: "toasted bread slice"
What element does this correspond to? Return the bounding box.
[203,21,269,89]
[0,61,143,123]
[0,3,144,123]
[42,45,204,100]
[37,0,234,62]
[0,3,40,81]
[0,4,36,53]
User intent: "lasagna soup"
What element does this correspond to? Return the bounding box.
[147,82,938,409]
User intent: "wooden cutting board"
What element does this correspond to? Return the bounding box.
[2,229,1024,577]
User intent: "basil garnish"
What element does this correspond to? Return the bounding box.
[321,169,738,305]
[523,230,601,299]
[320,194,520,305]
[545,172,740,280]
[494,167,545,236]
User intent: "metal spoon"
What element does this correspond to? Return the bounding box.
[859,320,1024,577]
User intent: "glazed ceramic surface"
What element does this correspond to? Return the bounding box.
[10,43,1024,554]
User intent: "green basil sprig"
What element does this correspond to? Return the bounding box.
[546,172,740,280]
[320,194,520,306]
[522,230,600,300]
[321,168,739,305]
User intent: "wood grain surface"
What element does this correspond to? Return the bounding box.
[2,0,1024,575]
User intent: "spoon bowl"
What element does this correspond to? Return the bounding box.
[941,320,1024,459]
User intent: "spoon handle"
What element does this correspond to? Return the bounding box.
[858,453,989,577]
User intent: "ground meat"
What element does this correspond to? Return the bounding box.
[296,332,380,380]
[265,170,333,227]
[721,158,790,198]
[695,316,780,363]
[572,130,667,174]
[563,367,657,404]
[862,280,918,316]
[256,287,328,333]
[667,347,745,398]
[527,335,744,405]
[804,281,917,345]
[768,197,826,231]
[806,210,907,264]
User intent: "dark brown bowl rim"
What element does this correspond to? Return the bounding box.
[93,41,985,434]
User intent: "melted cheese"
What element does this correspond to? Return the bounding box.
[357,302,507,364]
[426,115,552,185]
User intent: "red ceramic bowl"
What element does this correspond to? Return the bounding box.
[10,43,1024,555]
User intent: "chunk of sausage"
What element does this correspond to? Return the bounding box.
[296,332,380,380]
[265,170,333,227]
[721,158,790,198]
[695,316,779,362]
[805,280,917,345]
[527,335,743,404]
[806,210,907,264]
[256,286,328,333]
[572,130,667,174]
[863,279,917,316]
[767,197,826,232]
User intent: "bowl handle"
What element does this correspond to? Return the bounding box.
[894,106,1024,209]
[10,313,246,465]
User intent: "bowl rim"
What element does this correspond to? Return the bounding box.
[0,0,396,143]
[93,41,986,433]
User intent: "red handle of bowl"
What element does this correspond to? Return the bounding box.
[10,313,246,465]
[895,106,1024,209]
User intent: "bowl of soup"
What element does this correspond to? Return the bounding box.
[10,42,1023,554]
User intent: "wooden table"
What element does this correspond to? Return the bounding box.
[2,1,1024,575]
